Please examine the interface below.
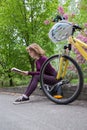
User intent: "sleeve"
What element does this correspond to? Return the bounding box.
[28,71,40,76]
[28,56,48,76]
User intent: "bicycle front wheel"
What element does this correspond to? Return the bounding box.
[40,55,83,104]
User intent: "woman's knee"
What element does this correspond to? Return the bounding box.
[33,75,40,81]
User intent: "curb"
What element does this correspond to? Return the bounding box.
[0,86,44,96]
[0,85,87,101]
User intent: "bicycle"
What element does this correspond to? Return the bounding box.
[40,20,87,104]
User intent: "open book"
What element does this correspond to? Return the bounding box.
[11,67,24,74]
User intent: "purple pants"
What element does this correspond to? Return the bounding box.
[24,74,58,97]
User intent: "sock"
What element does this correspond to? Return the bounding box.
[23,94,28,99]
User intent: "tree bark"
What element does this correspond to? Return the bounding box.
[8,74,13,86]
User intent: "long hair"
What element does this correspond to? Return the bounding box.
[26,43,45,56]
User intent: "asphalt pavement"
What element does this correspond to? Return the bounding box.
[0,92,87,130]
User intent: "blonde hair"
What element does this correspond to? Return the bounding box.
[26,43,45,56]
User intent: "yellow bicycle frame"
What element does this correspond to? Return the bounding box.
[56,36,87,80]
[68,36,87,60]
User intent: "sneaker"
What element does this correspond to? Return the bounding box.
[13,96,29,104]
[53,95,63,99]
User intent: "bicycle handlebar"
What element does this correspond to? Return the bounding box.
[52,15,83,37]
[53,15,82,30]
[52,15,65,22]
[72,24,83,35]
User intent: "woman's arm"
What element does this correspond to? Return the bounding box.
[11,68,29,76]
[11,67,40,76]
[21,71,40,76]
[28,71,40,76]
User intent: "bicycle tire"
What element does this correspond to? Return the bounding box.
[40,55,84,104]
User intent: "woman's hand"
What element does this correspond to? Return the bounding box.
[11,67,29,76]
[21,71,29,76]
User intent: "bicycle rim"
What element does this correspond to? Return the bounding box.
[40,55,83,104]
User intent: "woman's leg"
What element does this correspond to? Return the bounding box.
[24,74,59,97]
[24,75,40,97]
[43,74,59,85]
[43,75,63,96]
[13,74,62,104]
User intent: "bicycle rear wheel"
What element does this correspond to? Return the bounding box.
[40,55,83,104]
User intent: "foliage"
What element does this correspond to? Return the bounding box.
[0,0,87,86]
[0,0,58,86]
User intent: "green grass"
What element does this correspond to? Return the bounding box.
[0,76,31,88]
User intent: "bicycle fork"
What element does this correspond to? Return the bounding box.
[56,56,69,80]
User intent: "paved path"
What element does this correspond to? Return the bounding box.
[0,92,87,130]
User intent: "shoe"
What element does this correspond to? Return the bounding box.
[13,96,29,104]
[53,95,63,99]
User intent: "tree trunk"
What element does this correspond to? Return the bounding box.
[28,55,35,71]
[8,74,13,86]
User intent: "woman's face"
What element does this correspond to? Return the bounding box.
[27,48,39,59]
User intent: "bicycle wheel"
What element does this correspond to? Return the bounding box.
[40,55,83,104]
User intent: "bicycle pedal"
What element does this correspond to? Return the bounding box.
[53,95,63,99]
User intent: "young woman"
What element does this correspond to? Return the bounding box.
[12,43,62,104]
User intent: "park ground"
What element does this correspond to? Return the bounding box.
[0,92,87,130]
